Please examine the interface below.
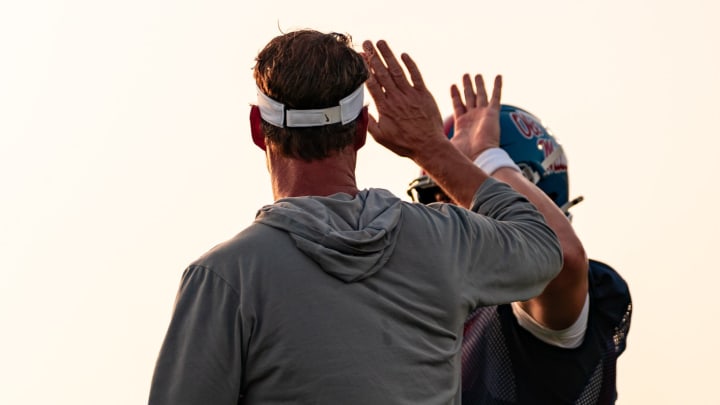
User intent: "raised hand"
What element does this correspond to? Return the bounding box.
[361,40,445,160]
[449,74,503,160]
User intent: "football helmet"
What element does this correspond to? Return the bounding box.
[407,105,583,215]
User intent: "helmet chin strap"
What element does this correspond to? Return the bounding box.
[561,196,585,221]
[561,196,584,212]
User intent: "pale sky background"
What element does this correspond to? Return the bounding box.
[1,0,718,404]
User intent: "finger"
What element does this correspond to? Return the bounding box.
[450,84,467,116]
[474,74,488,107]
[462,74,477,107]
[489,75,503,108]
[361,40,380,70]
[364,68,386,105]
[363,40,396,93]
[361,40,375,65]
[375,40,411,90]
[401,53,426,91]
[362,41,391,97]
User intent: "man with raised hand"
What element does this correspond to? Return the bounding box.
[148,32,562,404]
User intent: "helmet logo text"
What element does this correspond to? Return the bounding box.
[510,112,544,139]
[537,138,567,173]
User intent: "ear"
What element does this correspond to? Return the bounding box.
[354,106,368,150]
[249,105,266,151]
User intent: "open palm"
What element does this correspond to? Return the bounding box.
[449,74,503,161]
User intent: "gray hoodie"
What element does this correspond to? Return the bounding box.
[149,178,562,405]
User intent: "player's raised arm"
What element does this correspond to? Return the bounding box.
[450,74,588,329]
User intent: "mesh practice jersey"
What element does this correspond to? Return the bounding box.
[461,259,632,405]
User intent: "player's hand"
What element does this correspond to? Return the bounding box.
[449,74,503,160]
[362,39,445,160]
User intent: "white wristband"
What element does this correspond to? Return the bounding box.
[473,147,521,175]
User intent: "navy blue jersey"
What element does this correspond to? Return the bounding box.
[461,260,632,405]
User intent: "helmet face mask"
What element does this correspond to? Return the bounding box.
[407,105,582,215]
[406,176,450,205]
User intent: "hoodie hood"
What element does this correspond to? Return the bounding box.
[255,189,403,283]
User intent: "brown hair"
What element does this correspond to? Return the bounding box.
[254,30,368,161]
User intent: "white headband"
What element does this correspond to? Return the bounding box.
[256,85,364,128]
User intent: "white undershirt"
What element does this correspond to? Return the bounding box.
[510,293,589,349]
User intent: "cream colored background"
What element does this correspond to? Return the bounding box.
[2,1,718,403]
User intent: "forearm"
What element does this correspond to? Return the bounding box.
[413,139,490,209]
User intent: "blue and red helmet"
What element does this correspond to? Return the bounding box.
[407,104,583,214]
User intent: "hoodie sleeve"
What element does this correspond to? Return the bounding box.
[149,265,243,405]
[460,178,563,306]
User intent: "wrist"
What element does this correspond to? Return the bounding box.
[473,147,520,175]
